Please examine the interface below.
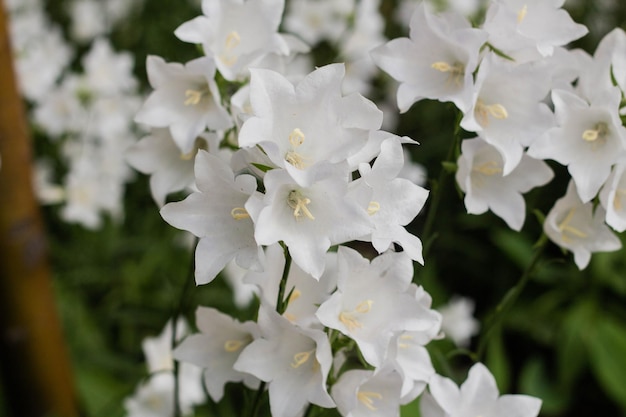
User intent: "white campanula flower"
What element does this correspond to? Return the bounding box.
[600,162,626,232]
[316,248,441,367]
[437,296,480,348]
[174,0,291,81]
[126,129,219,206]
[238,64,382,187]
[82,38,137,96]
[284,0,354,46]
[461,55,554,175]
[421,363,542,417]
[455,137,553,231]
[482,0,587,60]
[160,151,263,284]
[332,368,404,417]
[371,3,487,113]
[244,244,338,328]
[135,55,232,155]
[173,307,261,402]
[69,0,108,43]
[350,137,429,263]
[249,165,372,279]
[544,181,622,270]
[234,304,335,417]
[528,87,626,203]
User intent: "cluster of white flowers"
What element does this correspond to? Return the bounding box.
[8,0,142,229]
[124,0,556,416]
[373,0,624,269]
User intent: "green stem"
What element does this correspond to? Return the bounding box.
[171,237,198,417]
[421,109,463,258]
[476,235,547,359]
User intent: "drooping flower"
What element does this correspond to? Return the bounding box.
[332,368,404,417]
[600,162,626,232]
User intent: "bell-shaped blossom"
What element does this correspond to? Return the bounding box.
[234,304,335,417]
[173,307,261,401]
[482,0,587,60]
[82,38,137,96]
[332,368,404,417]
[135,55,232,155]
[245,244,338,328]
[174,0,290,81]
[316,248,441,367]
[456,137,553,231]
[250,166,372,279]
[160,151,263,284]
[371,3,487,113]
[284,0,354,45]
[350,137,429,263]
[239,64,383,187]
[421,362,542,417]
[544,181,622,270]
[528,88,626,203]
[461,55,554,175]
[438,296,480,348]
[600,162,626,232]
[126,130,219,206]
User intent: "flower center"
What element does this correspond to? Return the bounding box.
[231,207,250,220]
[285,128,308,169]
[339,300,373,332]
[287,190,315,221]
[517,4,528,24]
[224,339,245,352]
[290,349,314,368]
[397,333,414,349]
[557,208,588,243]
[367,201,380,216]
[220,30,241,67]
[431,61,465,86]
[357,391,383,411]
[582,122,609,149]
[472,161,502,176]
[184,88,209,106]
[475,99,508,127]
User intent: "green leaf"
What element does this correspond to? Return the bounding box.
[587,313,626,410]
[441,161,458,173]
[251,162,274,172]
[557,300,593,391]
[485,329,510,393]
[519,358,569,415]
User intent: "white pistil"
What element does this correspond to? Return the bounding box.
[431,61,465,86]
[398,334,414,349]
[225,31,241,50]
[339,300,373,332]
[558,208,588,243]
[287,190,315,221]
[367,201,380,216]
[357,391,383,411]
[184,88,208,106]
[517,4,528,24]
[285,128,308,169]
[231,207,250,220]
[290,350,314,368]
[475,99,509,127]
[582,122,608,143]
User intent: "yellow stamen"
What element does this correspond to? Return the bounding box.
[231,207,250,220]
[224,340,245,352]
[398,334,414,349]
[357,391,383,411]
[287,190,315,220]
[475,100,509,127]
[184,89,206,106]
[339,300,373,332]
[288,288,302,304]
[289,128,305,147]
[558,208,588,243]
[431,61,465,86]
[367,201,380,215]
[290,350,314,368]
[225,31,241,50]
[472,161,503,176]
[582,122,608,143]
[517,4,528,23]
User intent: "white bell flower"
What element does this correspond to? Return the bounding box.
[544,181,622,270]
[234,304,335,417]
[173,307,261,402]
[135,55,232,155]
[421,362,542,417]
[528,87,626,203]
[371,3,487,113]
[332,368,403,417]
[316,248,441,367]
[174,0,291,81]
[456,137,553,231]
[160,151,263,284]
[437,296,480,348]
[600,162,626,232]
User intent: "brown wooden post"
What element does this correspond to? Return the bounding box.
[0,2,79,416]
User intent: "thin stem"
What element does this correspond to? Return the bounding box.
[249,381,267,417]
[421,109,463,258]
[476,235,547,359]
[171,237,198,417]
